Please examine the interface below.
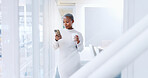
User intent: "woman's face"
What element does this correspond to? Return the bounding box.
[63,16,74,29]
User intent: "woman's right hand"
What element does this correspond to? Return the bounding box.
[55,35,62,41]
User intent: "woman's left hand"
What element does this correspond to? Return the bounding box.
[74,35,80,44]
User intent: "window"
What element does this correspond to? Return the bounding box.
[19,0,44,78]
[19,0,33,78]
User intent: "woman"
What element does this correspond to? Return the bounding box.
[53,13,84,78]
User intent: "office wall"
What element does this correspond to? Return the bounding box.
[133,0,148,78]
[85,7,122,46]
[74,0,123,47]
[123,0,148,78]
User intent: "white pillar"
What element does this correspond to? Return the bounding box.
[88,28,148,78]
[32,0,40,78]
[43,0,50,78]
[70,15,148,78]
[123,0,135,32]
[122,0,135,78]
[48,0,56,77]
[1,0,19,78]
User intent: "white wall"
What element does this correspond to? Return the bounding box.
[134,50,148,78]
[123,0,148,78]
[134,0,148,77]
[85,7,122,46]
[133,0,148,78]
[74,0,123,47]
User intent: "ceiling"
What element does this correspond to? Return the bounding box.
[55,0,77,6]
[56,0,76,16]
[59,8,73,16]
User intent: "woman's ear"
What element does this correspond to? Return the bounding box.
[72,20,74,23]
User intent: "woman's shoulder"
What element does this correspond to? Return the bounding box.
[73,29,81,33]
[72,29,82,35]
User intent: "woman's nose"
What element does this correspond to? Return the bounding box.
[64,23,67,26]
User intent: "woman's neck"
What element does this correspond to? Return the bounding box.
[68,27,73,30]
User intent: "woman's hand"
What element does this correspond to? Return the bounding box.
[55,35,62,41]
[74,35,80,44]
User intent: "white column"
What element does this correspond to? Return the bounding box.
[32,0,40,78]
[88,28,148,78]
[70,15,148,78]
[123,0,135,32]
[122,0,135,78]
[43,0,50,77]
[48,0,56,77]
[1,0,19,78]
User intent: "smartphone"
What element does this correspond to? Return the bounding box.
[54,29,61,36]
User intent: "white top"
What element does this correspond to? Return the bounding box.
[53,29,84,78]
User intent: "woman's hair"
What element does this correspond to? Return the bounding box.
[63,13,74,21]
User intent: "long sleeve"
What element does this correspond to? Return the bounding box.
[76,33,84,52]
[53,40,59,50]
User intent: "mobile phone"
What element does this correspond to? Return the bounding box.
[54,29,61,36]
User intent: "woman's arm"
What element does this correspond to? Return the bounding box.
[53,35,61,50]
[53,40,59,50]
